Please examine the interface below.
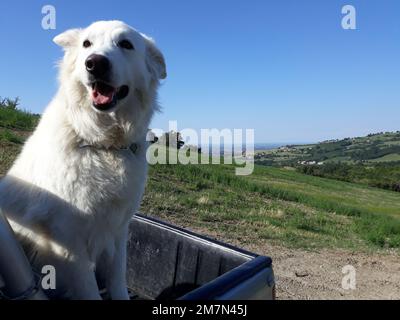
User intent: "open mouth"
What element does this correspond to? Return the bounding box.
[91,81,129,111]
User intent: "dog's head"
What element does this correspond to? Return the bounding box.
[52,21,166,148]
[54,21,166,113]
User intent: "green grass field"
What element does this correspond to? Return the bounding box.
[0,102,39,131]
[142,161,400,251]
[368,153,400,162]
[0,101,38,175]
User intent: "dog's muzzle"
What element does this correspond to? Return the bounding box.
[85,54,130,111]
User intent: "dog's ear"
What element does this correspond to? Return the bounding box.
[53,29,81,49]
[142,35,167,80]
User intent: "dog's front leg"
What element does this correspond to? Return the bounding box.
[68,264,103,300]
[103,228,130,300]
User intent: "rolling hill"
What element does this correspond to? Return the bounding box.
[255,132,400,166]
[255,133,400,192]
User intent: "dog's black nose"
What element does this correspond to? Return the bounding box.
[85,54,110,78]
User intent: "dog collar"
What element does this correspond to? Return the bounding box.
[78,142,139,155]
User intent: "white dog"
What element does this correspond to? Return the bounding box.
[0,21,166,299]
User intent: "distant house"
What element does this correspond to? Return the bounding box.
[298,160,322,166]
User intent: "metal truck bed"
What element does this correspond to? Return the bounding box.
[126,214,275,300]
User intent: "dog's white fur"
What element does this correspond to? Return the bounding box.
[0,21,166,299]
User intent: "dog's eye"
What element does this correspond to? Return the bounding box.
[83,40,92,48]
[118,40,134,50]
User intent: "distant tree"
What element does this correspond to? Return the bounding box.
[158,131,185,149]
[147,130,159,144]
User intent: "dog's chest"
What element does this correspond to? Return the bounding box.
[58,148,146,218]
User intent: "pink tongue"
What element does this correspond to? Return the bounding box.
[92,89,115,105]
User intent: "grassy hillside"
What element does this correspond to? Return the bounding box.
[142,163,400,251]
[0,98,39,131]
[255,132,400,192]
[256,132,400,166]
[1,102,399,252]
[297,162,400,192]
[0,98,39,174]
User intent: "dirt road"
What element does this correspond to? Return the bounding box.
[243,244,400,300]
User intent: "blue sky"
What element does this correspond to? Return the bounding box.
[0,0,399,143]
